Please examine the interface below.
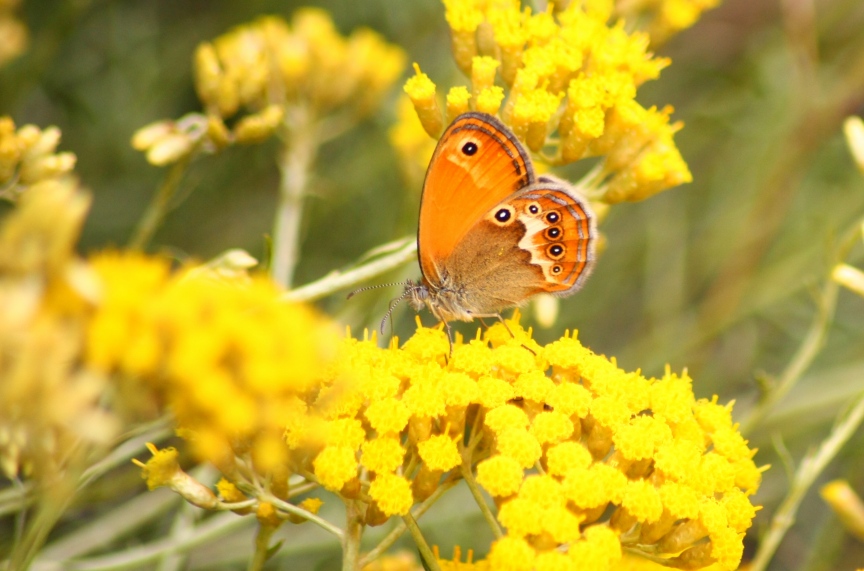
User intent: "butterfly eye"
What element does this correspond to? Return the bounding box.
[492,206,514,225]
[544,226,562,241]
[551,265,562,274]
[546,244,565,260]
[544,211,560,224]
[461,141,478,156]
[526,202,541,216]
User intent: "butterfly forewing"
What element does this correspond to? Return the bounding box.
[418,112,535,284]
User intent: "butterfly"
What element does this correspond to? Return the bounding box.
[403,112,597,343]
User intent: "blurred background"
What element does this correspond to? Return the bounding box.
[2,0,864,569]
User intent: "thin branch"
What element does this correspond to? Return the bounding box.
[459,443,502,540]
[740,278,839,435]
[358,479,457,568]
[402,512,441,571]
[271,106,317,288]
[283,237,417,302]
[27,512,251,571]
[749,391,864,571]
[128,153,194,251]
[342,500,363,571]
[260,493,345,539]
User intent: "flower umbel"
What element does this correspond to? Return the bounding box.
[401,1,692,205]
[132,11,406,165]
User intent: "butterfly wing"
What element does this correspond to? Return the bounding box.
[433,176,596,318]
[418,112,535,285]
[504,176,596,296]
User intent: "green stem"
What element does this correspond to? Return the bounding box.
[260,494,344,539]
[460,447,502,539]
[342,500,364,571]
[358,479,457,568]
[740,279,839,435]
[32,512,251,571]
[128,153,193,251]
[749,391,864,571]
[8,480,75,571]
[248,524,276,571]
[271,107,318,288]
[283,237,417,302]
[741,224,860,434]
[402,512,441,571]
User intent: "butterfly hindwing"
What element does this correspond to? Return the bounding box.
[483,176,596,296]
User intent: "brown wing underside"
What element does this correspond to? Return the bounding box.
[436,220,547,315]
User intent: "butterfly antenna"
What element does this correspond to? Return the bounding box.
[380,288,412,334]
[347,281,409,300]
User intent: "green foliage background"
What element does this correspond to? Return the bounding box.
[2,0,864,569]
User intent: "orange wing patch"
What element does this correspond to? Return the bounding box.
[417,113,535,285]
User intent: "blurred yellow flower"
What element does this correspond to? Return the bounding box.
[614,0,722,46]
[0,178,109,481]
[0,117,77,200]
[0,0,28,67]
[133,10,407,165]
[87,251,339,474]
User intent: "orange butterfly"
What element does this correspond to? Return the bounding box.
[404,112,596,340]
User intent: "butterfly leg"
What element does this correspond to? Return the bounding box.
[473,312,536,356]
[444,321,453,362]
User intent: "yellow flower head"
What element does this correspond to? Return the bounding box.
[404,0,694,205]
[0,117,77,199]
[134,10,406,165]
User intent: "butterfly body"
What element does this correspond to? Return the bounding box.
[407,112,596,327]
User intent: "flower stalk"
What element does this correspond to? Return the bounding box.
[750,391,864,571]
[272,107,318,288]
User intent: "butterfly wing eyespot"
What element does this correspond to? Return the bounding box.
[502,178,597,296]
[417,112,536,285]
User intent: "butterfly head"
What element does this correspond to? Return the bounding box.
[405,278,475,324]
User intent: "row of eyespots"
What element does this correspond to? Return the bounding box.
[489,200,569,280]
[521,201,569,278]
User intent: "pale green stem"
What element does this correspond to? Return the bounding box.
[741,222,860,434]
[357,479,457,568]
[0,481,32,518]
[128,153,193,251]
[402,512,441,571]
[260,493,344,539]
[27,512,250,571]
[283,237,417,302]
[156,501,197,571]
[342,500,364,571]
[460,443,502,539]
[271,107,317,288]
[248,524,276,571]
[749,390,864,571]
[35,490,180,564]
[741,278,839,435]
[8,481,76,571]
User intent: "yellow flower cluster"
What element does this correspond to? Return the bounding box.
[614,0,722,46]
[86,251,339,475]
[388,96,438,189]
[133,10,406,165]
[400,0,692,204]
[0,178,110,480]
[302,317,757,570]
[124,305,758,569]
[0,0,27,67]
[0,116,78,200]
